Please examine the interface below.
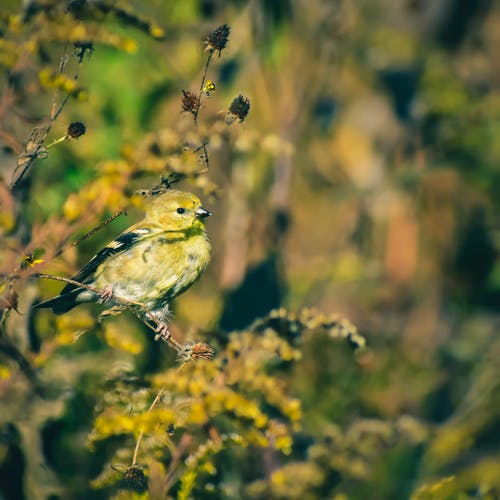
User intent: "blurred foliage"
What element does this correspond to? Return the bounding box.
[1,0,500,498]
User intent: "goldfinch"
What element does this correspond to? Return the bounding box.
[34,190,212,337]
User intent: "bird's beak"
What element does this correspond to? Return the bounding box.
[195,207,212,219]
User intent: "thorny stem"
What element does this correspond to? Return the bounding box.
[193,51,213,125]
[132,387,166,467]
[33,273,183,352]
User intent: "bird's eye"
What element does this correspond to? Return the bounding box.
[176,207,186,214]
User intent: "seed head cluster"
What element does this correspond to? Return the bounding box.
[178,342,215,363]
[181,90,199,115]
[122,466,147,492]
[205,24,230,55]
[227,94,250,123]
[67,121,86,139]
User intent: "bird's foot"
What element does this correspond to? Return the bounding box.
[98,285,114,303]
[154,322,171,342]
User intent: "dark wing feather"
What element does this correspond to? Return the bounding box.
[33,226,161,314]
[60,228,153,294]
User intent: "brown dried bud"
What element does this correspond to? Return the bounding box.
[122,466,147,492]
[191,342,215,361]
[226,94,250,123]
[181,90,199,115]
[178,342,215,363]
[67,122,86,139]
[205,24,230,55]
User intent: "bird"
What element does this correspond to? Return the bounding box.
[33,189,212,340]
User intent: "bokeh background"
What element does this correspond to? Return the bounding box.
[1,1,500,498]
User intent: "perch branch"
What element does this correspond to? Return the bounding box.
[33,274,183,352]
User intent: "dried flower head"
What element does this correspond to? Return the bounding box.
[181,90,199,115]
[226,94,250,124]
[67,122,86,139]
[178,342,215,363]
[205,24,230,55]
[122,466,147,492]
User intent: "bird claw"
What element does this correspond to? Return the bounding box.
[154,322,171,342]
[98,285,114,303]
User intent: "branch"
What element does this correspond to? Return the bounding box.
[0,322,42,394]
[193,51,213,125]
[33,273,183,351]
[54,210,126,259]
[11,40,84,191]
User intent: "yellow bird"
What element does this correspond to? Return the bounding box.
[34,190,212,339]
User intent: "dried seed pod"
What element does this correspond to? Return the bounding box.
[181,90,199,115]
[122,466,147,492]
[205,24,230,55]
[67,121,86,139]
[178,342,215,363]
[226,94,250,124]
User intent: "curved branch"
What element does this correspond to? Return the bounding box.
[34,273,183,352]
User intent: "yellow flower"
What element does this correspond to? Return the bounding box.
[202,80,216,96]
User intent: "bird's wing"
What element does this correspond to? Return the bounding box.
[60,224,162,294]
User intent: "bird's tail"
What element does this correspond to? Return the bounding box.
[33,290,82,314]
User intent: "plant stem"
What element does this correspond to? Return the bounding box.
[132,387,166,466]
[193,51,213,125]
[45,135,68,149]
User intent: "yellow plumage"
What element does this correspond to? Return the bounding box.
[34,190,212,328]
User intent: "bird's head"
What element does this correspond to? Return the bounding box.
[144,190,212,232]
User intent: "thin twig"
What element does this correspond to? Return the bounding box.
[33,273,183,351]
[132,387,166,467]
[164,433,193,491]
[199,51,213,93]
[11,40,84,191]
[49,40,70,121]
[193,51,213,125]
[0,210,126,288]
[70,210,126,248]
[45,135,68,149]
[200,143,209,171]
[54,210,126,258]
